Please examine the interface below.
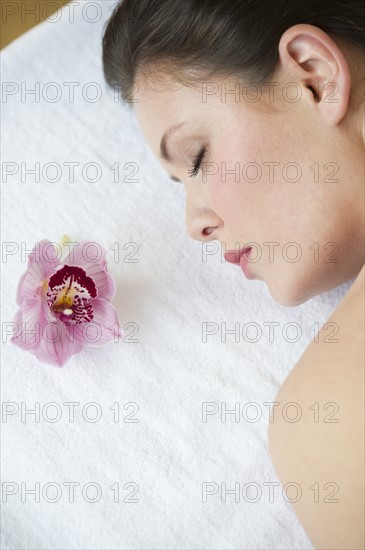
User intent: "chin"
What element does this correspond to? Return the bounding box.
[265,276,319,308]
[265,260,362,307]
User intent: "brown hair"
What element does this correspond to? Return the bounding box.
[102,0,365,103]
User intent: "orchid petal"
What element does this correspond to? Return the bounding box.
[11,296,83,367]
[69,298,122,347]
[16,240,61,305]
[34,322,84,368]
[11,297,52,351]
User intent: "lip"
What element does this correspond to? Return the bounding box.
[224,247,254,279]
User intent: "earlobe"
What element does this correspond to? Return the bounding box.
[278,24,352,126]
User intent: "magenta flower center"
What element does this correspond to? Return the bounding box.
[46,265,97,325]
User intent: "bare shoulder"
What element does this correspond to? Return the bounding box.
[268,266,365,550]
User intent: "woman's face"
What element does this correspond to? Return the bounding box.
[133,31,364,306]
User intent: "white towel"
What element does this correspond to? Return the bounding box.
[1,1,353,548]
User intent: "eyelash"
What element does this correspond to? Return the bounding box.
[188,146,207,178]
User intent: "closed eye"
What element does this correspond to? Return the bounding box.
[188,146,207,178]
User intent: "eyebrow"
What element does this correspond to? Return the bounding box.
[159,122,185,182]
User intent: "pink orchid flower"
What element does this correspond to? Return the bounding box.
[11,237,122,367]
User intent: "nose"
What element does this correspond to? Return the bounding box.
[184,175,223,241]
[186,204,222,241]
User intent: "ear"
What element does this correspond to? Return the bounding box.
[277,24,351,126]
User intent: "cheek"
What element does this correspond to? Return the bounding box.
[208,158,329,243]
[207,167,274,242]
[208,177,247,227]
[206,135,284,238]
[207,117,316,238]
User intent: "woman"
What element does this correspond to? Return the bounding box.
[102,1,364,548]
